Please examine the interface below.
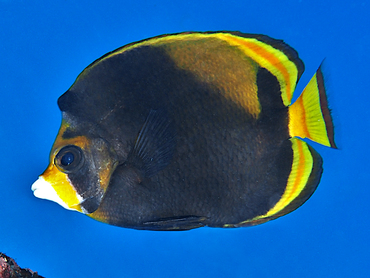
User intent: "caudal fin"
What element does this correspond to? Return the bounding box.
[288,63,336,148]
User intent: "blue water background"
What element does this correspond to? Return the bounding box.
[1,0,368,277]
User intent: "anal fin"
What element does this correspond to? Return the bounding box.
[142,216,207,231]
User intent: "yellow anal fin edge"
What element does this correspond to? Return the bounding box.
[225,138,323,227]
[289,63,337,148]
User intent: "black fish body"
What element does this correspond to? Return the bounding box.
[32,32,336,230]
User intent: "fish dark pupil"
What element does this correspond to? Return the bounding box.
[61,152,74,166]
[54,145,84,173]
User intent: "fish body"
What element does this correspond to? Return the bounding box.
[31,32,336,230]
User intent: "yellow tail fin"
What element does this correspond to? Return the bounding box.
[289,63,336,148]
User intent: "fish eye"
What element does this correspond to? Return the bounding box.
[61,152,74,166]
[55,145,84,173]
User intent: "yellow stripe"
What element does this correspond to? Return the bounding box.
[217,33,298,106]
[289,72,331,147]
[237,137,313,225]
[288,89,310,139]
[154,34,261,118]
[84,33,298,106]
[88,209,110,223]
[39,120,91,212]
[41,164,83,212]
[52,120,91,151]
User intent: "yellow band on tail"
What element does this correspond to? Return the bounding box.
[289,63,336,148]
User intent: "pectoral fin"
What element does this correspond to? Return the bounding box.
[128,109,176,178]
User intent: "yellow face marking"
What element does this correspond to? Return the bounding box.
[55,120,117,193]
[52,120,91,151]
[35,120,91,212]
[234,137,313,226]
[35,119,118,214]
[40,163,83,212]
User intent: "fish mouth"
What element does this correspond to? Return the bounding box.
[31,176,79,212]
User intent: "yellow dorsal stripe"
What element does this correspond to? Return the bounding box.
[217,33,298,106]
[238,137,313,225]
[289,71,331,147]
[85,33,298,106]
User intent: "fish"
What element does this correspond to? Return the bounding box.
[31,32,336,231]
